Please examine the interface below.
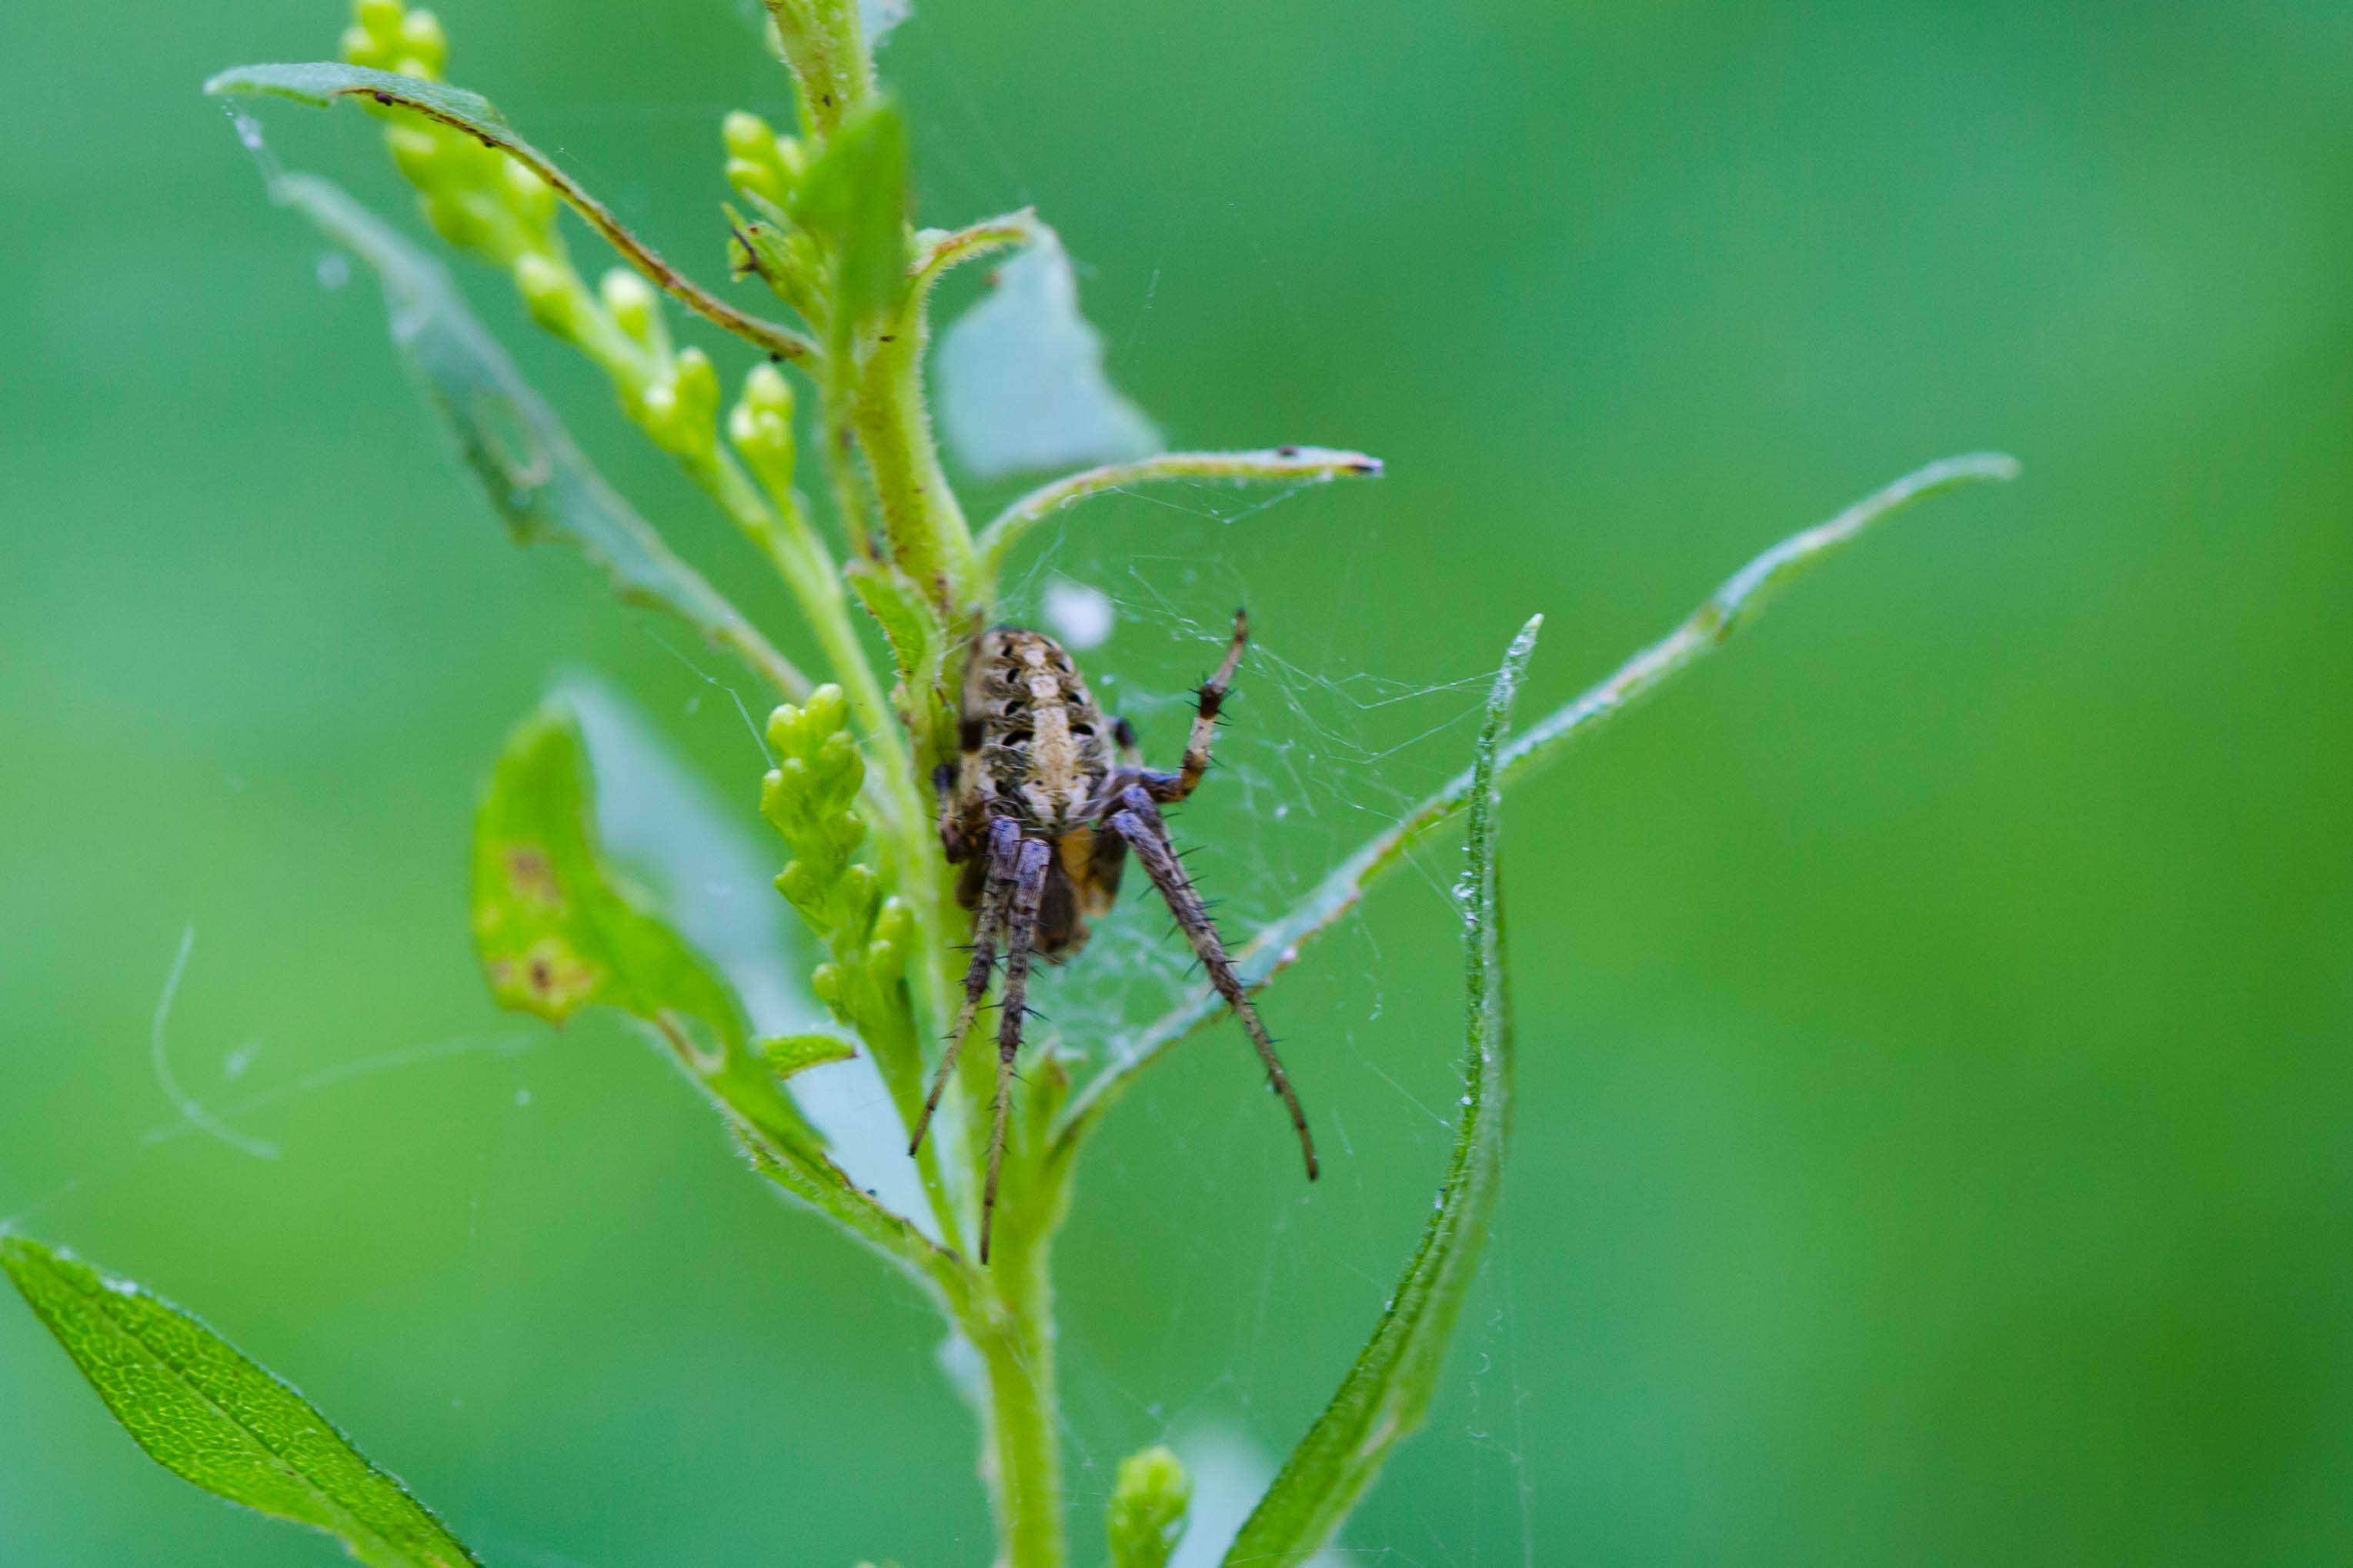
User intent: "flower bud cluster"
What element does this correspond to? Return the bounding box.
[342,2,721,463]
[727,362,799,499]
[719,110,825,318]
[722,110,809,209]
[762,687,916,1056]
[342,1,556,269]
[1106,1446,1193,1568]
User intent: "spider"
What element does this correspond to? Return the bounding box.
[908,609,1318,1262]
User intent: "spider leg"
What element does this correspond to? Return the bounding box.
[940,632,996,859]
[1107,785,1318,1181]
[1112,715,1143,769]
[909,818,1023,1159]
[1147,609,1247,805]
[933,761,970,864]
[982,836,1054,1264]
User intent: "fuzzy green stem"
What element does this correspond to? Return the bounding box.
[851,310,976,612]
[975,446,1385,588]
[763,0,873,138]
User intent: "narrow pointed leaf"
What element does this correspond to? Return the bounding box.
[790,98,912,325]
[938,223,1161,479]
[271,174,806,696]
[205,64,813,359]
[976,446,1383,580]
[1223,615,1538,1566]
[1,1236,478,1568]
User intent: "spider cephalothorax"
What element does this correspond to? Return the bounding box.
[910,610,1318,1261]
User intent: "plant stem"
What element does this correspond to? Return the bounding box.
[963,1163,1071,1568]
[852,309,976,613]
[974,446,1384,587]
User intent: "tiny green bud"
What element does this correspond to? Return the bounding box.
[500,158,556,226]
[722,109,776,162]
[421,188,490,253]
[775,859,824,916]
[599,268,661,349]
[742,360,795,422]
[815,729,863,792]
[673,348,719,426]
[729,362,799,493]
[725,158,782,206]
[805,684,849,739]
[1106,1446,1191,1568]
[397,8,448,75]
[809,962,846,1012]
[765,702,804,756]
[339,25,385,68]
[384,123,443,187]
[355,0,405,45]
[514,252,586,339]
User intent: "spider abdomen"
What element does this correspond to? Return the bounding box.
[969,629,1112,833]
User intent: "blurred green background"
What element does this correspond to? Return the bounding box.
[6,0,2351,1562]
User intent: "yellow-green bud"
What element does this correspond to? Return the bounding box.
[720,108,805,207]
[514,252,587,339]
[723,109,777,162]
[725,157,782,205]
[384,123,444,187]
[729,362,799,492]
[397,8,448,76]
[673,348,719,426]
[742,360,795,422]
[339,25,385,68]
[804,684,849,740]
[599,269,663,352]
[421,188,489,253]
[355,0,404,42]
[501,159,556,229]
[1106,1446,1191,1568]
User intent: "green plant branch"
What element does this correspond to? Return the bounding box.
[205,65,818,362]
[1052,450,2020,1155]
[912,209,1042,294]
[975,447,1386,585]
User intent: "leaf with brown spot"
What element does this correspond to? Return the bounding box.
[469,700,823,1159]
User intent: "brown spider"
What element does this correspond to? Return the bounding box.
[909,609,1318,1262]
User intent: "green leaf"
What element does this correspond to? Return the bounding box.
[204,64,814,361]
[474,699,742,1033]
[790,98,912,325]
[936,222,1162,479]
[762,1033,859,1077]
[1223,615,1540,1567]
[844,556,956,762]
[1107,1444,1193,1568]
[268,173,806,698]
[0,1236,479,1568]
[203,61,506,127]
[472,696,826,1160]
